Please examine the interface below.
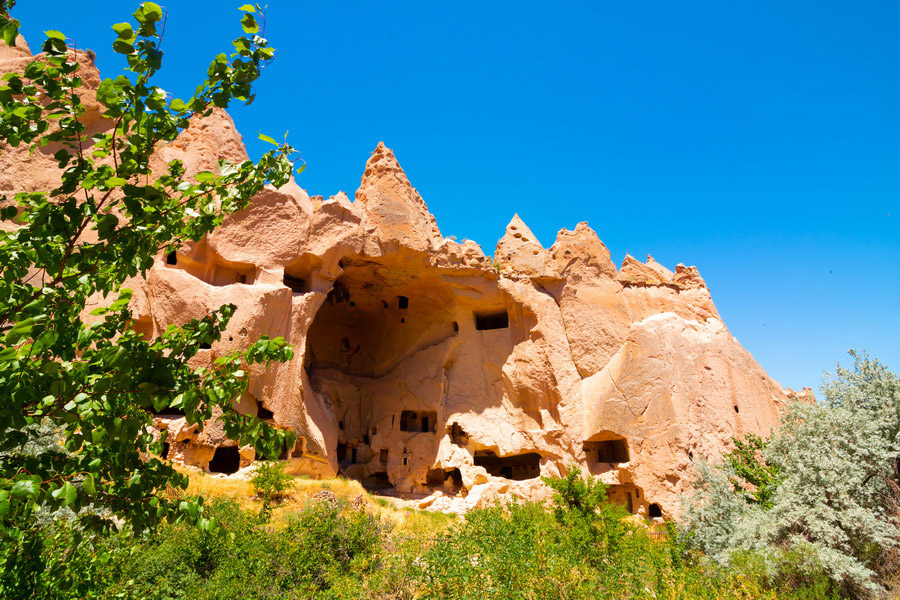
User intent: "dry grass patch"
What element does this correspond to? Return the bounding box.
[169,463,459,536]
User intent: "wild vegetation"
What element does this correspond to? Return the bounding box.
[0,467,842,600]
[683,352,900,598]
[0,3,897,599]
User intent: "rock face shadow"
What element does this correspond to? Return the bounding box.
[303,255,532,495]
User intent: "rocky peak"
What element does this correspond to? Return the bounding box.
[355,142,443,252]
[494,214,546,277]
[546,222,618,282]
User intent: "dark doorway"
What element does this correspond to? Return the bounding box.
[257,400,274,420]
[283,274,306,294]
[474,311,509,331]
[208,446,241,474]
[473,451,541,480]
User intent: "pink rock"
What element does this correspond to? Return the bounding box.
[1,35,796,517]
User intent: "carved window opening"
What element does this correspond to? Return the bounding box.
[426,467,463,489]
[257,400,274,420]
[474,310,509,331]
[473,450,541,480]
[166,251,177,266]
[211,263,256,286]
[584,435,630,465]
[398,296,409,309]
[364,471,392,490]
[283,274,306,294]
[606,484,643,514]
[380,449,389,464]
[400,410,437,433]
[648,503,663,518]
[208,446,240,475]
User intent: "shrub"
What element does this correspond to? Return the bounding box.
[683,351,900,597]
[249,461,293,511]
[543,465,630,560]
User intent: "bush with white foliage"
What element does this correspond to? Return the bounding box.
[683,351,900,598]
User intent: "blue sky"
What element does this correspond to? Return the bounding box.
[13,1,899,391]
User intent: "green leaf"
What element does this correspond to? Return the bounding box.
[97,213,119,237]
[241,14,259,34]
[83,474,97,496]
[194,171,217,183]
[61,482,77,506]
[258,133,277,146]
[44,30,66,40]
[111,22,133,37]
[142,2,163,22]
[10,480,38,499]
[2,22,18,47]
[170,98,185,112]
[238,4,256,13]
[106,176,127,187]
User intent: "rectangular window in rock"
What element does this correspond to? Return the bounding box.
[473,450,541,480]
[400,410,437,432]
[584,438,630,464]
[474,310,509,331]
[283,274,306,294]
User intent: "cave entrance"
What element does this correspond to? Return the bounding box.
[606,484,643,514]
[304,259,457,486]
[426,467,463,492]
[473,450,542,480]
[208,446,241,474]
[584,431,630,470]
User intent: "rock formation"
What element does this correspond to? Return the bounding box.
[1,39,791,518]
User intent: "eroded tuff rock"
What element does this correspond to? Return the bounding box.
[1,40,790,519]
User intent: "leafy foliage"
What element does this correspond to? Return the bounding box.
[683,351,900,597]
[542,465,629,559]
[0,472,843,599]
[0,1,16,46]
[249,461,293,514]
[724,433,781,508]
[0,3,299,593]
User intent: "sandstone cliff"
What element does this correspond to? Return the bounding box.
[0,40,789,518]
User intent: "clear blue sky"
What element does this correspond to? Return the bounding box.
[13,1,900,391]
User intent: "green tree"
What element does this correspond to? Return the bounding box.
[542,465,629,559]
[683,352,900,597]
[0,2,297,594]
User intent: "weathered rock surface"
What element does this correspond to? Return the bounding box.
[1,39,790,518]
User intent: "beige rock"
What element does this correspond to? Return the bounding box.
[494,214,546,277]
[2,36,793,518]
